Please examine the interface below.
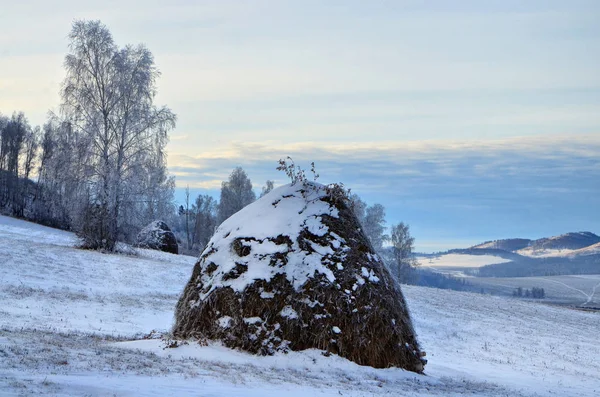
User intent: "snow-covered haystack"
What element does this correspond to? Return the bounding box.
[135,220,179,254]
[173,182,424,372]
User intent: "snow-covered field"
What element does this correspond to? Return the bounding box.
[418,253,510,268]
[1,215,599,396]
[467,275,600,306]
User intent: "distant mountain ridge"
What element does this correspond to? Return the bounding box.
[471,238,531,252]
[471,232,600,253]
[528,232,600,251]
[420,231,600,278]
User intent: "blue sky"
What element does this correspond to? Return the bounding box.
[1,1,599,251]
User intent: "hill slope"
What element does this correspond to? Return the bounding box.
[1,215,599,396]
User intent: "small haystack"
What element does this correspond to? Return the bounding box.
[173,182,425,372]
[136,220,178,254]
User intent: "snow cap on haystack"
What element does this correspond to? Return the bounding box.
[173,182,424,372]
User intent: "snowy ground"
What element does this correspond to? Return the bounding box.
[418,253,510,269]
[1,215,599,396]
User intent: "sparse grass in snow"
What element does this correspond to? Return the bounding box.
[1,215,599,396]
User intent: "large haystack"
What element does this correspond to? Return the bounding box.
[173,182,425,372]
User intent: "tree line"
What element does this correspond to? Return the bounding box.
[513,287,546,299]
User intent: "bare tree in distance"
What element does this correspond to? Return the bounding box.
[193,194,218,252]
[389,222,418,284]
[218,167,255,224]
[0,112,33,216]
[260,180,274,197]
[184,185,192,250]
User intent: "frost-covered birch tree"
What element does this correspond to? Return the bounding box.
[60,20,176,250]
[350,194,388,253]
[349,194,367,225]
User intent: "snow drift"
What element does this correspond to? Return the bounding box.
[173,182,425,372]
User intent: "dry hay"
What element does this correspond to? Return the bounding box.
[173,182,425,372]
